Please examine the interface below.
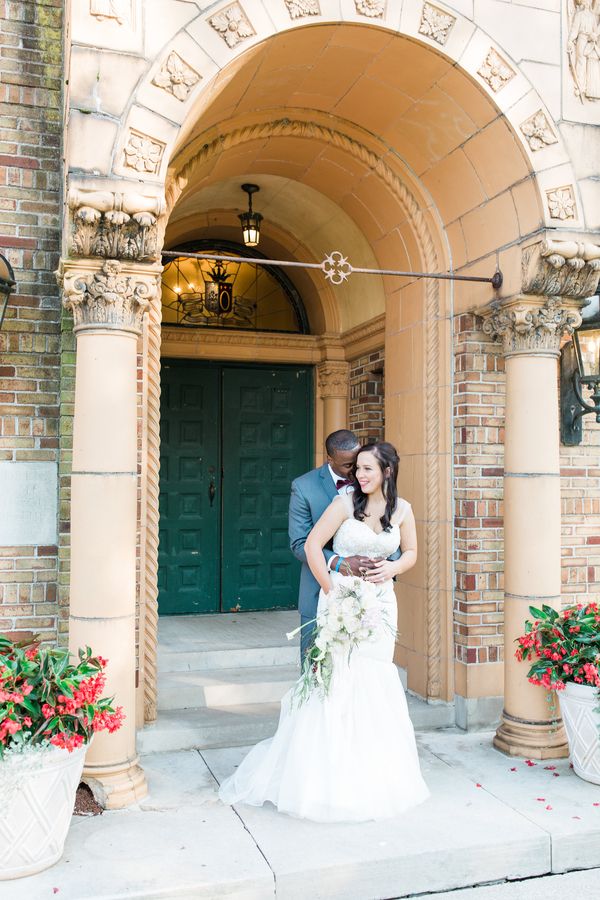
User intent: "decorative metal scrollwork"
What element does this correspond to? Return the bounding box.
[322,251,353,284]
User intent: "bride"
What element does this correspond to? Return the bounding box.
[218,441,429,822]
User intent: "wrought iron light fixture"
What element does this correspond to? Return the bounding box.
[239,184,262,247]
[0,251,15,330]
[561,292,600,445]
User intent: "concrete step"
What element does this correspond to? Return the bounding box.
[138,703,283,753]
[157,664,300,711]
[141,693,455,753]
[158,642,299,673]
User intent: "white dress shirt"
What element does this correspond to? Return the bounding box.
[328,464,354,495]
[327,466,354,569]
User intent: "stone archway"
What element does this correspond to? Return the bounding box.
[61,6,599,805]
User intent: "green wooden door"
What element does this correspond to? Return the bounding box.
[158,362,311,614]
[221,366,311,612]
[158,363,220,614]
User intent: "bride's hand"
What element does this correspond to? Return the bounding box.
[363,559,395,584]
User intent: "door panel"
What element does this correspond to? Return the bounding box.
[158,364,220,614]
[159,362,311,614]
[221,367,311,612]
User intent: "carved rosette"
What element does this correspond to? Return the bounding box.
[519,110,558,152]
[284,0,320,17]
[209,3,255,48]
[478,48,515,92]
[317,361,350,399]
[354,0,385,15]
[419,3,456,45]
[482,297,582,357]
[152,51,201,101]
[60,260,159,336]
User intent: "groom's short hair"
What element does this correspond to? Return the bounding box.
[325,429,360,455]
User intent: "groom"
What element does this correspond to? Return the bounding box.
[288,429,378,659]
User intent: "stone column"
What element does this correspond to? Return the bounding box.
[61,258,160,807]
[479,237,600,758]
[317,360,350,440]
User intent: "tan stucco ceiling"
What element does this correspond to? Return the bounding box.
[167,174,386,333]
[167,24,539,329]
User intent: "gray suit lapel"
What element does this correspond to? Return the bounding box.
[319,463,337,503]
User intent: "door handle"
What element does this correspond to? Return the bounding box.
[208,479,216,507]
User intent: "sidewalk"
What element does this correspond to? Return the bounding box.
[8,730,600,900]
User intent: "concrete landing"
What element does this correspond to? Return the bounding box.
[10,732,600,900]
[146,612,455,753]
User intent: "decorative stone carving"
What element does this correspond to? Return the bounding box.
[143,290,162,724]
[478,48,515,92]
[284,0,320,17]
[419,3,456,45]
[123,130,165,175]
[546,186,577,221]
[482,297,582,357]
[209,3,255,48]
[60,260,158,335]
[519,110,558,151]
[68,189,165,262]
[567,0,600,103]
[90,0,129,23]
[521,239,600,300]
[354,0,385,15]
[317,361,350,399]
[152,52,200,102]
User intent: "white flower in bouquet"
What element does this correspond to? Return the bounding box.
[289,577,395,705]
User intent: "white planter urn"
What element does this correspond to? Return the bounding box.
[559,681,600,785]
[0,743,86,880]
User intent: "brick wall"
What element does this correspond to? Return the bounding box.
[453,313,600,674]
[453,314,505,666]
[0,0,63,640]
[348,349,385,445]
[560,395,600,604]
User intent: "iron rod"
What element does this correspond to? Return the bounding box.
[161,250,502,288]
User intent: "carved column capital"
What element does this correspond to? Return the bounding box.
[522,239,600,299]
[481,296,582,358]
[317,360,350,399]
[67,186,166,262]
[58,259,160,336]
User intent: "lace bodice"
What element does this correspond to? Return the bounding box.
[332,497,409,560]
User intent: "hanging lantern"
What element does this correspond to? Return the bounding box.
[239,183,263,247]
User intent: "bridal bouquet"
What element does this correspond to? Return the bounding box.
[288,577,390,705]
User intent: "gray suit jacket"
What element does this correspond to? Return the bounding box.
[288,463,401,619]
[288,464,338,619]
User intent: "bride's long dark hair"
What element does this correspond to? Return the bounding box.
[352,442,400,532]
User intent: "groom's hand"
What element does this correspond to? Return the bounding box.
[337,555,377,576]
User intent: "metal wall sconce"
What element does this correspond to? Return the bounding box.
[0,252,15,330]
[239,184,262,247]
[561,292,600,445]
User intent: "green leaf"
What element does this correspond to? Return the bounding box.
[19,696,40,715]
[529,606,547,620]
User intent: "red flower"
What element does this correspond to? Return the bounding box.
[91,707,125,734]
[50,732,85,753]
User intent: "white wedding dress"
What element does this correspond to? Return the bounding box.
[218,497,430,822]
